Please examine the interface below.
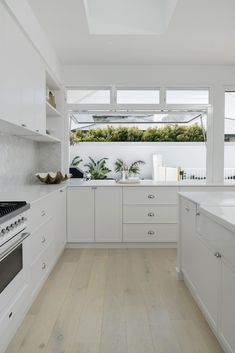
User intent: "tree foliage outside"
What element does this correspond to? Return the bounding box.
[71,125,205,143]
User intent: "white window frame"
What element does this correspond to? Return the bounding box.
[114,86,161,110]
[164,87,211,110]
[66,86,112,111]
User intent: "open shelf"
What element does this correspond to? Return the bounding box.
[46,101,61,117]
[0,118,61,143]
[28,133,61,143]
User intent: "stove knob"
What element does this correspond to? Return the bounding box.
[6,226,11,232]
[10,223,16,229]
[22,217,27,222]
[0,229,7,236]
[14,221,18,226]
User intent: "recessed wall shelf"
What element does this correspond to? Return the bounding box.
[46,101,61,117]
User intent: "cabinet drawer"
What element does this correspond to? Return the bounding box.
[123,205,178,224]
[28,196,53,232]
[197,213,235,267]
[30,242,54,300]
[123,187,178,205]
[28,219,54,263]
[123,224,178,242]
[0,284,28,353]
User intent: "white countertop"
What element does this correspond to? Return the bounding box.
[178,191,235,206]
[1,179,235,205]
[199,205,235,234]
[68,179,235,187]
[0,182,68,204]
[179,191,235,233]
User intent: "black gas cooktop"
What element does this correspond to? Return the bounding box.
[0,201,27,218]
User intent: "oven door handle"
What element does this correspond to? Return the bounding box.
[0,232,30,262]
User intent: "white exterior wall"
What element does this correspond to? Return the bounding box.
[71,142,235,179]
[63,64,235,182]
[70,142,207,179]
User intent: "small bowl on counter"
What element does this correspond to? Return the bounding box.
[35,171,71,184]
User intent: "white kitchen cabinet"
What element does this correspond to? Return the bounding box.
[123,187,178,205]
[193,235,220,331]
[220,260,235,353]
[180,198,199,290]
[53,189,66,255]
[180,195,235,353]
[123,204,177,224]
[0,6,46,133]
[95,187,122,242]
[123,223,177,242]
[67,187,95,242]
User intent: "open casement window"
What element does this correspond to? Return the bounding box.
[165,89,210,108]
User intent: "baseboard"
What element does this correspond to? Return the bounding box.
[175,266,184,280]
[66,242,177,248]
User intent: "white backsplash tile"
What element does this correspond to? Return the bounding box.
[0,133,39,187]
[0,133,62,188]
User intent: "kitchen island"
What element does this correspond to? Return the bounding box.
[178,191,235,353]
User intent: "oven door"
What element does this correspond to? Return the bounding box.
[0,232,30,294]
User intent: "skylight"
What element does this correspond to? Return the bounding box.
[83,0,178,35]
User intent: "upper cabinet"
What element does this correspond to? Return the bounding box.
[0,4,63,143]
[1,6,46,133]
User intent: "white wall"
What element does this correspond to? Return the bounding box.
[63,64,235,182]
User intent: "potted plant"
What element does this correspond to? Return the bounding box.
[114,159,145,180]
[84,157,111,180]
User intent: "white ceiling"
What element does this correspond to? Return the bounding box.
[28,0,235,65]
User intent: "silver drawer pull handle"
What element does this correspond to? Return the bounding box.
[214,252,222,258]
[42,262,46,270]
[41,210,46,217]
[41,237,46,243]
[148,231,155,235]
[148,212,154,217]
[148,194,155,199]
[185,207,190,212]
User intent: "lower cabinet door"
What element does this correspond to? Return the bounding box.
[67,187,95,242]
[180,198,198,290]
[0,284,29,353]
[123,224,177,242]
[95,187,122,242]
[53,189,66,255]
[194,235,220,331]
[219,260,235,353]
[30,242,53,301]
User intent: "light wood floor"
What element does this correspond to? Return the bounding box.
[6,249,224,353]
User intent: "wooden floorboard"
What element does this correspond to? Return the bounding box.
[6,248,224,353]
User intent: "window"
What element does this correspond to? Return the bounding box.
[166,89,209,105]
[116,89,160,105]
[67,89,110,104]
[224,91,235,180]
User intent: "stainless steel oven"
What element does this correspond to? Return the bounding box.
[0,231,30,294]
[0,201,30,294]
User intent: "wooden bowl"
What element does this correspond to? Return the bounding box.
[35,172,71,184]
